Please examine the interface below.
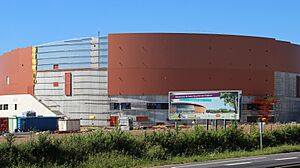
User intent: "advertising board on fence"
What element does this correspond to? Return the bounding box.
[169,90,241,120]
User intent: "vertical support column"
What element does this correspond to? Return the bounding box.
[206,119,209,131]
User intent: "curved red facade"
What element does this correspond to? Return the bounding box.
[0,47,34,95]
[108,33,300,96]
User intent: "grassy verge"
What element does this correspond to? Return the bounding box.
[79,144,300,168]
[3,125,300,167]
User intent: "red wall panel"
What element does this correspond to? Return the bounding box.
[108,33,300,96]
[65,72,72,96]
[0,47,34,95]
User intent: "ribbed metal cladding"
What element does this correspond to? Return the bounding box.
[34,36,109,126]
[34,69,110,126]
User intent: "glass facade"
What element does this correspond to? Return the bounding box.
[99,37,108,68]
[35,36,108,70]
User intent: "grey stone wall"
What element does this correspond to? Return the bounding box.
[240,96,257,122]
[274,71,300,122]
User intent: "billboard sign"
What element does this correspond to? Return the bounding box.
[169,90,241,120]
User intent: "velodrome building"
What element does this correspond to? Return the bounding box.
[0,33,300,126]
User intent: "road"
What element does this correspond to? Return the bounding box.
[154,152,300,168]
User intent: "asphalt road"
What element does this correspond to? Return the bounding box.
[154,152,300,168]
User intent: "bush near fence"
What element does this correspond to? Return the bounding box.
[0,124,300,167]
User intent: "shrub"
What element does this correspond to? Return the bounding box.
[145,145,169,160]
[1,124,300,167]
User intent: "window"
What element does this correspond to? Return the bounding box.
[3,104,8,110]
[53,64,59,70]
[111,103,120,110]
[53,82,59,87]
[6,76,10,85]
[15,104,17,110]
[147,103,169,109]
[110,103,131,110]
[246,104,259,110]
[121,103,131,110]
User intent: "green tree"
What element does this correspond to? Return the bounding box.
[220,92,238,112]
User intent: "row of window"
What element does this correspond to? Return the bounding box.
[110,103,169,110]
[111,103,131,110]
[147,103,169,109]
[110,102,275,111]
[0,104,17,110]
[242,103,274,110]
[0,104,8,110]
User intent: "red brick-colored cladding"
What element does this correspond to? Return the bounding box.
[108,33,300,96]
[65,72,72,96]
[0,47,34,95]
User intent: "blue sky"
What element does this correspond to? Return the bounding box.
[0,0,299,54]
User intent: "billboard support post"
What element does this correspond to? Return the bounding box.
[259,122,263,149]
[224,119,227,130]
[215,120,218,131]
[206,119,209,131]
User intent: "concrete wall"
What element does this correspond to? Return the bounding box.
[0,94,57,117]
[274,71,300,122]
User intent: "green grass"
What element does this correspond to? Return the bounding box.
[79,144,300,168]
